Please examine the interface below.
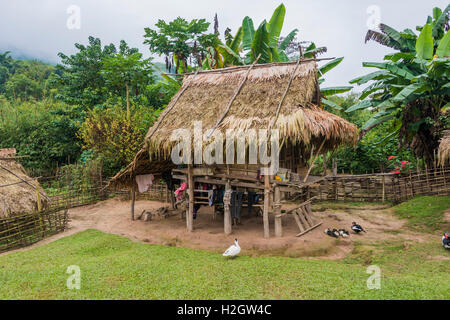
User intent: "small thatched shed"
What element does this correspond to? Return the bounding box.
[111,59,358,188]
[0,149,49,218]
[438,130,450,166]
[109,59,358,238]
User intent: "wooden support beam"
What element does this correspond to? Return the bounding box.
[224,181,232,235]
[274,186,282,237]
[130,183,136,221]
[187,165,194,232]
[263,171,270,239]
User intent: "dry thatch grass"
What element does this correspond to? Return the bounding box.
[438,130,450,166]
[110,61,358,188]
[0,153,49,218]
[145,60,357,158]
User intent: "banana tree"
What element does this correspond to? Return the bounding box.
[346,5,450,162]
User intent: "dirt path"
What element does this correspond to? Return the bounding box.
[2,198,428,259]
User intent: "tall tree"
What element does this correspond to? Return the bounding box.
[102,51,154,121]
[143,17,217,74]
[55,36,118,108]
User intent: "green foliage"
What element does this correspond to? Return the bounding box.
[78,104,160,177]
[325,94,417,174]
[348,6,450,161]
[55,36,118,108]
[0,98,82,176]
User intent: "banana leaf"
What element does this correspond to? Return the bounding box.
[278,29,298,51]
[349,70,390,85]
[346,100,377,113]
[321,98,343,110]
[318,57,344,76]
[362,111,395,130]
[267,3,286,49]
[362,62,415,80]
[251,21,272,63]
[320,86,353,96]
[242,16,255,51]
[436,30,450,58]
[432,4,450,38]
[416,23,434,60]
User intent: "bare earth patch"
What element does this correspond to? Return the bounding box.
[2,199,429,259]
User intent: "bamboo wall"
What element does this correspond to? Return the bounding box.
[0,208,68,253]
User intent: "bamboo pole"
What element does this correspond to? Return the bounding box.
[303,139,326,183]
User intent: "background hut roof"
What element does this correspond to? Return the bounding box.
[438,130,450,166]
[145,60,357,158]
[0,149,49,218]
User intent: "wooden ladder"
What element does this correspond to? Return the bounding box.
[288,197,322,237]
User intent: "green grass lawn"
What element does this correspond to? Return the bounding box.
[0,228,449,300]
[392,195,450,231]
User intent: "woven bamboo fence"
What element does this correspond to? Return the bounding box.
[311,167,450,203]
[0,208,68,253]
[113,183,169,202]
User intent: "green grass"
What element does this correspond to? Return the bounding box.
[0,229,449,300]
[392,195,450,231]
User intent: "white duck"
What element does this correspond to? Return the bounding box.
[223,239,241,258]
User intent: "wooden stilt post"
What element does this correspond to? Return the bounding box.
[322,152,327,176]
[263,169,270,239]
[274,186,282,237]
[187,165,194,232]
[224,180,232,235]
[382,175,385,203]
[131,183,136,221]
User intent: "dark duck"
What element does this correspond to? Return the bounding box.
[351,222,366,234]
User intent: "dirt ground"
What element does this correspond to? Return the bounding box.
[11,198,424,260]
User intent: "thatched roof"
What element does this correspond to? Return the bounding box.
[109,60,358,188]
[438,130,450,166]
[0,149,49,218]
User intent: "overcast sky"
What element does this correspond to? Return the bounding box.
[0,0,448,87]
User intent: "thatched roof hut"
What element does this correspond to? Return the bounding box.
[0,149,49,218]
[438,130,450,166]
[110,60,358,189]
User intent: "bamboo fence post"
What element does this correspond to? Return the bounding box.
[382,175,385,203]
[274,186,282,237]
[425,163,431,193]
[342,177,346,201]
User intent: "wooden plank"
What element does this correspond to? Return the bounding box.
[293,211,305,233]
[296,222,323,237]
